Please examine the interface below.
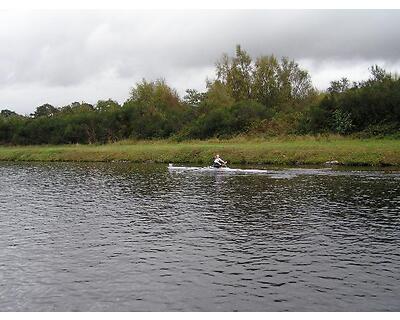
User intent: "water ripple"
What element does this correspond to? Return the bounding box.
[0,162,399,311]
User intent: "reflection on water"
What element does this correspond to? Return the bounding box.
[0,162,399,311]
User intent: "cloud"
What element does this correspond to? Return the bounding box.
[1,10,400,113]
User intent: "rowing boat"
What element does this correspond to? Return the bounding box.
[167,163,275,174]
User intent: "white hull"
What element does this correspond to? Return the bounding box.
[168,163,274,174]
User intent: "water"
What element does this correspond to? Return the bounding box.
[0,162,399,311]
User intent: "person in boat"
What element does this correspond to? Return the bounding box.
[213,154,227,168]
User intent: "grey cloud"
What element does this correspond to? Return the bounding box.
[0,10,400,112]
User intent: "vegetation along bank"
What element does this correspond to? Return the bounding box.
[0,137,399,167]
[1,45,399,167]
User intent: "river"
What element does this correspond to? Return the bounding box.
[0,162,399,311]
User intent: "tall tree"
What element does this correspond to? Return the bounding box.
[0,109,19,118]
[96,99,121,112]
[124,78,186,138]
[31,103,58,118]
[252,55,281,108]
[216,45,253,101]
[128,78,181,111]
[328,77,350,94]
[278,57,314,102]
[183,89,206,108]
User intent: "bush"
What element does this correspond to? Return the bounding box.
[354,123,400,139]
[332,109,354,134]
[248,111,303,136]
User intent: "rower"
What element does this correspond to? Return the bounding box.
[213,154,227,168]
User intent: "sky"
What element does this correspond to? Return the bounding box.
[1,10,400,114]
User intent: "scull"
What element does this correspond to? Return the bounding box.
[168,163,275,174]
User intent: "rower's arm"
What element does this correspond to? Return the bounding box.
[215,158,227,165]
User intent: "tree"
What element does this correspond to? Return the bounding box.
[216,44,253,101]
[0,109,19,118]
[202,80,235,111]
[328,78,350,94]
[96,99,121,112]
[369,65,390,82]
[128,78,181,111]
[252,55,281,108]
[306,65,400,134]
[31,104,59,118]
[215,46,314,109]
[183,89,206,107]
[332,109,354,134]
[277,57,314,101]
[124,79,187,138]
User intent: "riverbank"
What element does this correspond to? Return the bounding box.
[0,136,399,166]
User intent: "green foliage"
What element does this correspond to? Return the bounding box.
[216,45,253,101]
[355,123,400,139]
[332,109,353,134]
[96,99,121,113]
[128,78,181,111]
[306,66,400,135]
[248,111,304,136]
[252,55,281,108]
[1,109,19,118]
[183,89,206,107]
[31,103,59,118]
[215,46,315,109]
[1,46,399,145]
[1,137,399,167]
[203,80,235,110]
[184,100,266,139]
[328,77,350,94]
[121,79,188,139]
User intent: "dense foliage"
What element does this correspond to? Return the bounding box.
[1,46,399,145]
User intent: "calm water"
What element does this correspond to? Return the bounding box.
[0,162,399,311]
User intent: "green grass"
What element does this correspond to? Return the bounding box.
[0,136,399,166]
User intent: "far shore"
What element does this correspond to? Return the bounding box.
[0,136,399,167]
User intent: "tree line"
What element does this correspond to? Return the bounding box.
[1,45,399,145]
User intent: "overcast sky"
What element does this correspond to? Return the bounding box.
[1,10,400,114]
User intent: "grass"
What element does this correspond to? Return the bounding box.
[0,135,399,166]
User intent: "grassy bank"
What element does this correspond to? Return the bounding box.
[0,136,399,166]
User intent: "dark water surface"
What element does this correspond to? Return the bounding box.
[0,162,399,311]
